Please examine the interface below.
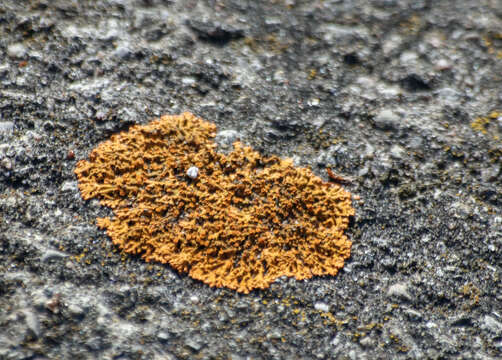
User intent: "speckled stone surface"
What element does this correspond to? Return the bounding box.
[0,1,501,359]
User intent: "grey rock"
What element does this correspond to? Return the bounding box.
[0,157,12,170]
[314,302,330,312]
[481,315,502,335]
[0,63,9,78]
[320,23,369,44]
[4,271,30,284]
[0,121,14,134]
[68,304,86,318]
[438,335,458,354]
[387,282,412,301]
[32,291,49,310]
[389,144,406,160]
[266,329,282,340]
[85,337,104,351]
[229,354,245,360]
[185,337,204,351]
[43,121,55,131]
[330,333,343,347]
[381,256,396,269]
[157,331,170,342]
[186,19,244,43]
[370,154,393,178]
[23,309,40,339]
[41,249,69,263]
[404,308,423,322]
[7,43,28,58]
[113,43,133,59]
[495,339,502,351]
[481,166,500,183]
[436,87,461,102]
[118,107,139,123]
[372,237,390,250]
[399,51,419,65]
[373,109,401,131]
[215,130,240,147]
[359,336,374,348]
[0,1,501,359]
[407,135,423,149]
[60,180,77,192]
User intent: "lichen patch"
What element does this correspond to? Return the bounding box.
[75,112,354,293]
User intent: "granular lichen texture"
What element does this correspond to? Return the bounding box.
[75,112,355,293]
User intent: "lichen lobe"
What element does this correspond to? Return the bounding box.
[75,112,355,293]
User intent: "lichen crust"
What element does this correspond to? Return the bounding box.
[75,112,355,293]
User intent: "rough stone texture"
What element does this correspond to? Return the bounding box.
[0,0,501,359]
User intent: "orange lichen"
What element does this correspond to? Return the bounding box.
[482,32,502,58]
[74,112,354,293]
[471,111,501,142]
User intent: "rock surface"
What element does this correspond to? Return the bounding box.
[0,0,501,359]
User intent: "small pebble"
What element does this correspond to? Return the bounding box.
[387,282,412,301]
[186,166,199,179]
[60,180,77,192]
[404,308,423,322]
[157,331,170,342]
[359,336,374,347]
[373,109,400,131]
[113,43,132,59]
[481,315,502,334]
[7,43,28,59]
[0,158,12,170]
[314,302,330,312]
[215,130,240,147]
[68,304,85,318]
[23,309,41,339]
[435,59,452,71]
[308,98,320,107]
[41,249,69,263]
[185,337,204,351]
[390,144,406,159]
[0,121,14,134]
[0,63,9,78]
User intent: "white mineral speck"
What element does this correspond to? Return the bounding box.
[314,302,330,312]
[7,43,28,59]
[187,166,199,179]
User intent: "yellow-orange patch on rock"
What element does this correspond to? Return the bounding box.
[75,112,354,293]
